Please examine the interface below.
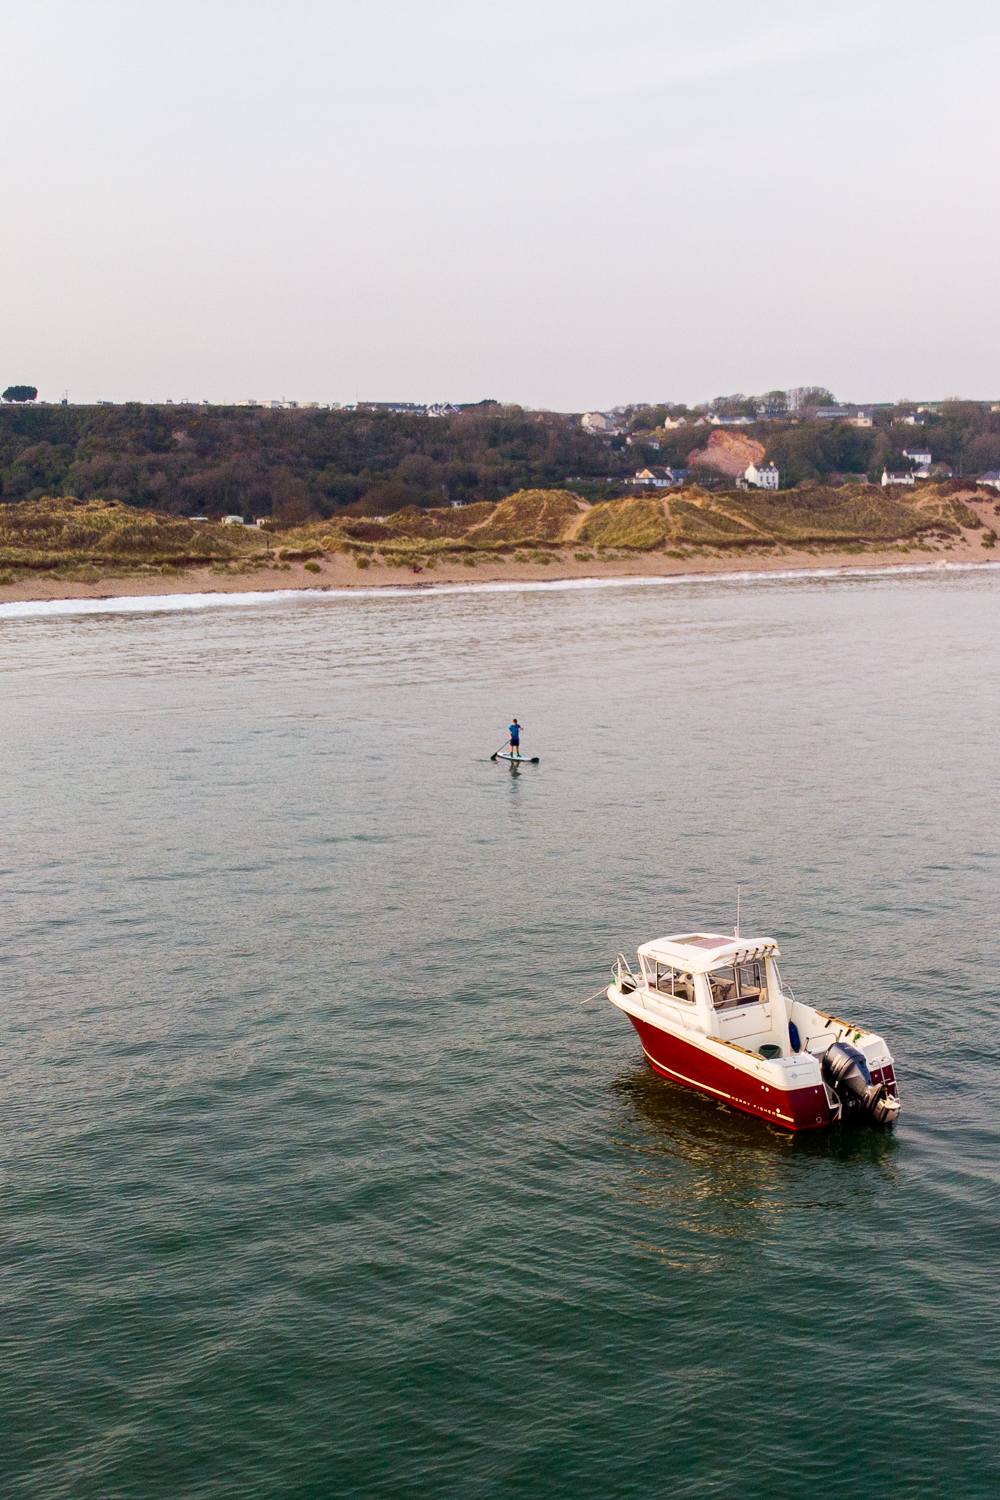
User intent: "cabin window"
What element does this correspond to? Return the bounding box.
[650,963,695,1003]
[710,960,768,1009]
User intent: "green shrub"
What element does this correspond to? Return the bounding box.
[303,560,321,573]
[952,500,982,529]
[982,529,997,549]
[355,554,371,569]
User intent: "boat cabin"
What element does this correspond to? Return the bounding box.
[636,933,786,1055]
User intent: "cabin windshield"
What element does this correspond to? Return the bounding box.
[645,960,696,1004]
[709,959,768,1010]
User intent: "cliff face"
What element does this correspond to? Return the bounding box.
[686,429,766,478]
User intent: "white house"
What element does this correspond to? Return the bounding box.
[978,470,1000,492]
[902,448,932,468]
[745,462,779,489]
[662,416,687,429]
[633,466,684,488]
[881,469,914,487]
[222,514,245,525]
[581,411,616,435]
[850,409,873,428]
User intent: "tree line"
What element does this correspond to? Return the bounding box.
[1,399,999,518]
[0,404,623,521]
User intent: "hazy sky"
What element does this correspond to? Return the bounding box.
[3,0,999,409]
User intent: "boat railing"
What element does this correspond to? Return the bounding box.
[615,953,638,993]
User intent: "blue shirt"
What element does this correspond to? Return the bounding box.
[509,723,520,740]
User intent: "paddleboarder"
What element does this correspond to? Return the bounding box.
[489,726,537,764]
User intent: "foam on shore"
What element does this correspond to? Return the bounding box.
[2,558,999,620]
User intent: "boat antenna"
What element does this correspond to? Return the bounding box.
[735,885,741,940]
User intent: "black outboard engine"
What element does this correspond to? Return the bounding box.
[821,1041,898,1126]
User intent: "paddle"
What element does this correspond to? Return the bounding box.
[489,743,507,760]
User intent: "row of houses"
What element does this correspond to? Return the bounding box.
[231,400,462,417]
[581,408,877,436]
[637,454,997,490]
[880,448,954,485]
[632,462,780,491]
[581,404,984,438]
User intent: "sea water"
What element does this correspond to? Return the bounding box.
[2,569,999,1499]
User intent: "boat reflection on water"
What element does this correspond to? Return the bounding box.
[609,1059,900,1203]
[605,1063,900,1272]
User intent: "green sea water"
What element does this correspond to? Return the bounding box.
[2,568,999,1498]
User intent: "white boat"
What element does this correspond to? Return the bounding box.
[606,931,900,1130]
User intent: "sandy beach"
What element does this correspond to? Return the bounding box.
[2,497,998,608]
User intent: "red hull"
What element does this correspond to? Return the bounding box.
[628,1013,831,1131]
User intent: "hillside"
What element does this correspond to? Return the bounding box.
[0,403,617,521]
[329,482,990,559]
[3,401,1000,523]
[0,497,269,580]
[1,482,996,589]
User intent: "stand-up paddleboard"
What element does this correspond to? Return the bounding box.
[495,753,539,764]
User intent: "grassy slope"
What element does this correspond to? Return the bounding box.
[0,497,266,574]
[699,487,975,545]
[307,483,987,562]
[0,484,989,579]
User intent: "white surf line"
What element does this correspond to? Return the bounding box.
[0,587,311,620]
[2,558,1000,620]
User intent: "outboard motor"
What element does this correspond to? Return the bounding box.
[821,1041,899,1126]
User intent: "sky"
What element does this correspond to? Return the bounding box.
[2,0,999,410]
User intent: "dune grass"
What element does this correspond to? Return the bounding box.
[576,494,670,549]
[467,489,583,543]
[0,482,985,584]
[0,497,260,573]
[702,485,965,545]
